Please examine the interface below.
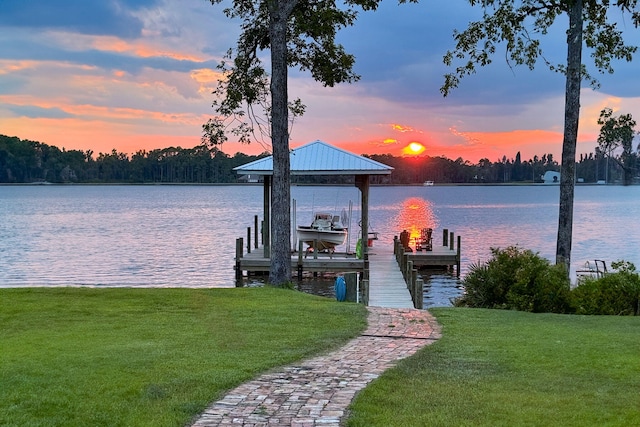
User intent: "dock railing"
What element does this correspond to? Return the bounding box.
[394,237,424,309]
[393,228,461,309]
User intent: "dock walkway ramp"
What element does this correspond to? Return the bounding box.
[367,246,414,309]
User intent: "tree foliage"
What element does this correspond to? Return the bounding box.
[442,0,640,274]
[454,246,572,313]
[442,0,640,96]
[597,107,639,184]
[201,0,379,149]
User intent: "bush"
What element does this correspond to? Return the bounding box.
[571,261,640,315]
[454,246,572,313]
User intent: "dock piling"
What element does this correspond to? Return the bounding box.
[235,238,243,282]
[297,241,303,280]
[254,215,259,249]
[415,277,424,309]
[362,279,369,305]
[345,272,358,303]
[457,235,461,277]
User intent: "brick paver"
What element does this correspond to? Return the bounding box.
[191,307,441,426]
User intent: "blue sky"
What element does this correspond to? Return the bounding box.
[1,0,639,162]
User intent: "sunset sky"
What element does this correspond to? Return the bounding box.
[1,0,639,163]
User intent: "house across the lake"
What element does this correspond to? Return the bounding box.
[542,171,560,184]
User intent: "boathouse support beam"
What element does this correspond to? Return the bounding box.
[263,175,271,258]
[355,174,370,282]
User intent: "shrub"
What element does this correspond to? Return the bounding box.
[454,246,572,313]
[571,261,640,315]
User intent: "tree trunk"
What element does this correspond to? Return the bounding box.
[556,0,583,274]
[268,1,294,285]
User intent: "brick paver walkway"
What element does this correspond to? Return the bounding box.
[191,306,441,426]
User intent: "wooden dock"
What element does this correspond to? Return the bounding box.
[236,242,364,277]
[368,247,414,308]
[235,227,461,309]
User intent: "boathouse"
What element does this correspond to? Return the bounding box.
[233,140,393,270]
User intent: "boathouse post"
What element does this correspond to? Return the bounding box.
[449,231,454,250]
[443,228,449,247]
[263,175,270,258]
[246,227,251,254]
[355,174,371,281]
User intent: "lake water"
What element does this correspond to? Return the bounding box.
[2,184,639,307]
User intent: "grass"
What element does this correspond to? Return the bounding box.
[346,308,640,427]
[0,287,367,427]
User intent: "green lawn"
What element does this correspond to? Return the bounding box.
[0,287,367,427]
[346,308,640,426]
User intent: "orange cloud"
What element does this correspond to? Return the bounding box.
[391,123,414,133]
[191,68,224,84]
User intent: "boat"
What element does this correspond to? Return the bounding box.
[423,180,434,186]
[296,213,348,253]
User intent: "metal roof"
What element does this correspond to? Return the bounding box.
[233,140,393,176]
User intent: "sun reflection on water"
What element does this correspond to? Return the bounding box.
[394,197,438,243]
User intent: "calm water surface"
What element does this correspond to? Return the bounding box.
[2,184,639,307]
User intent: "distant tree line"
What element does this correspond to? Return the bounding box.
[0,135,265,184]
[0,134,635,184]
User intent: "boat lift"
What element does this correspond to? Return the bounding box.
[576,260,608,282]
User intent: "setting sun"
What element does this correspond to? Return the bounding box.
[402,142,426,156]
